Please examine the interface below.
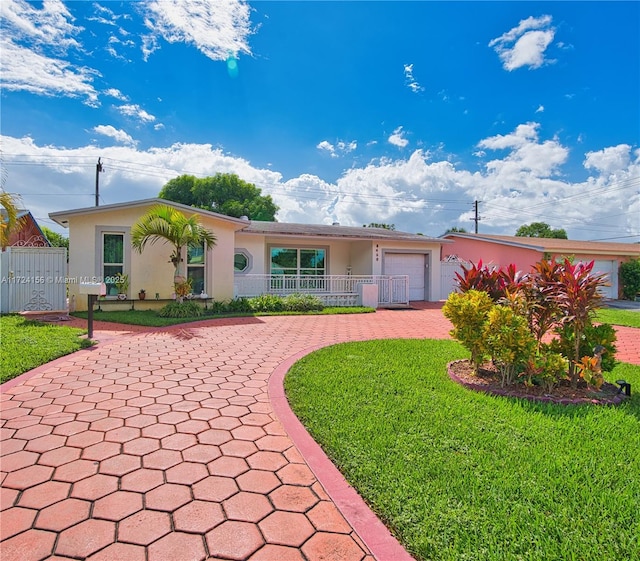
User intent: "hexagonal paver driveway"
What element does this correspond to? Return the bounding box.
[0,307,455,560]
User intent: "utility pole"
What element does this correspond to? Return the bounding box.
[473,200,481,233]
[95,158,104,207]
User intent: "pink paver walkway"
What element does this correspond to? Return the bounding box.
[1,305,638,561]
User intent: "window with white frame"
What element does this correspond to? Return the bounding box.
[187,242,205,295]
[103,233,124,296]
[270,247,326,290]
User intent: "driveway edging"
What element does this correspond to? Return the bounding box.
[269,345,416,561]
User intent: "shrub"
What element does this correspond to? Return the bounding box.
[448,258,618,389]
[443,290,494,373]
[282,293,324,312]
[518,259,564,348]
[550,322,617,374]
[619,258,640,300]
[483,305,536,387]
[226,297,252,313]
[207,300,229,314]
[526,349,568,392]
[456,260,525,301]
[249,294,285,312]
[174,278,193,300]
[548,260,609,386]
[574,356,604,390]
[158,300,203,318]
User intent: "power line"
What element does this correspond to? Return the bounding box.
[6,153,639,237]
[588,235,640,241]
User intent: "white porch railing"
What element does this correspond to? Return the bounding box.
[234,275,409,306]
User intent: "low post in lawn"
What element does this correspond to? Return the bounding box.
[79,282,106,338]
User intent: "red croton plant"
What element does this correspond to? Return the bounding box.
[545,259,608,387]
[448,257,615,390]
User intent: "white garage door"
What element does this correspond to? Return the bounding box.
[384,253,427,301]
[592,260,618,300]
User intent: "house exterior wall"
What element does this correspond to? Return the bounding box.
[349,241,374,275]
[443,237,636,272]
[546,252,632,268]
[234,234,265,275]
[442,237,638,299]
[208,220,239,301]
[234,235,360,276]
[232,235,443,301]
[66,205,237,311]
[442,238,542,272]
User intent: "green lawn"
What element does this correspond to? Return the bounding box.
[0,315,93,384]
[595,307,640,328]
[285,339,640,561]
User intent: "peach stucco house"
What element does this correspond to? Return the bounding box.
[441,233,640,299]
[50,199,448,311]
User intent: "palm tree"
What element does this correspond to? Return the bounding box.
[131,205,217,299]
[1,191,25,249]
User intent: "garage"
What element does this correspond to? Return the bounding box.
[383,253,428,301]
[592,260,618,300]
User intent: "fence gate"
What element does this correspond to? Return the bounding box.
[440,260,466,300]
[0,247,68,313]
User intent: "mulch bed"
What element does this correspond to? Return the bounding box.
[448,359,628,406]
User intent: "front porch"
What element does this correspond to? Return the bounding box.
[234,275,410,307]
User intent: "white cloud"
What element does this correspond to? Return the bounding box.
[117,104,156,123]
[584,144,631,175]
[0,0,82,50]
[106,34,135,60]
[403,63,424,93]
[489,15,555,71]
[388,126,409,148]
[337,141,357,153]
[478,122,539,150]
[93,125,136,146]
[2,128,637,241]
[104,88,128,101]
[317,140,337,157]
[478,122,568,177]
[317,140,357,158]
[141,0,253,61]
[0,0,99,105]
[0,39,100,106]
[87,3,120,27]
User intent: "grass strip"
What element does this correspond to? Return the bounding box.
[72,306,374,327]
[285,339,640,561]
[595,307,640,328]
[0,315,93,384]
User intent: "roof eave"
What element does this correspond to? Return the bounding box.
[49,198,250,229]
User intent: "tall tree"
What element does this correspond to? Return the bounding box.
[159,173,278,221]
[515,222,567,239]
[0,191,25,249]
[445,227,468,234]
[131,205,217,300]
[41,226,69,250]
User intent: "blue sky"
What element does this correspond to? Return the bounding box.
[1,0,638,241]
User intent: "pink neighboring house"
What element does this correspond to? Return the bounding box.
[440,233,640,299]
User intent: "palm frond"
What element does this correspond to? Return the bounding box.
[0,191,25,248]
